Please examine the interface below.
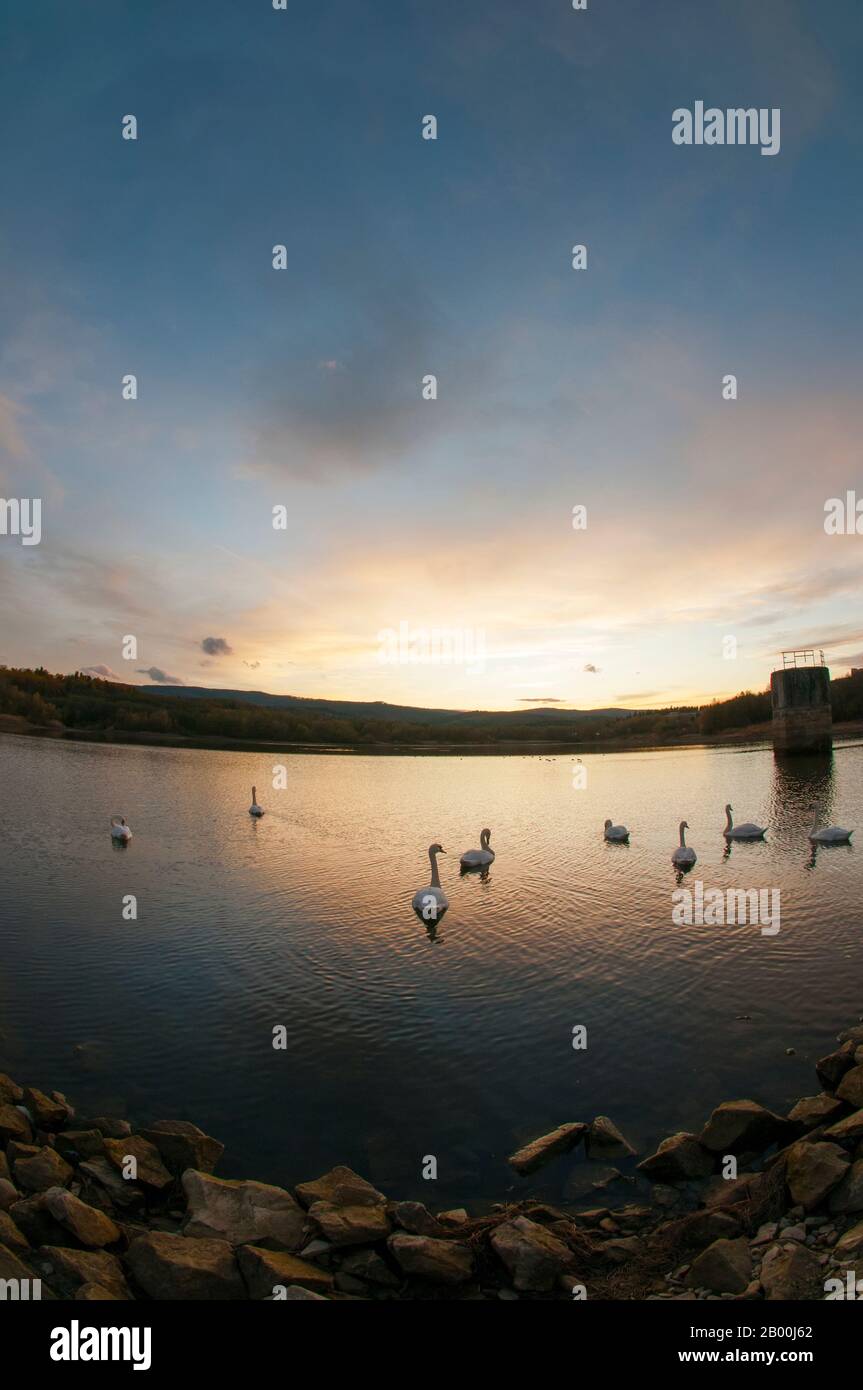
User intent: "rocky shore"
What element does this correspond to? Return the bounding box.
[2,1023,863,1301]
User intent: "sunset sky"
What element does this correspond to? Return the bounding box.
[1,0,862,712]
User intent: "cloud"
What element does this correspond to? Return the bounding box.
[137,667,184,685]
[81,664,125,682]
[243,660,261,669]
[201,636,233,656]
[519,697,563,703]
[583,664,600,674]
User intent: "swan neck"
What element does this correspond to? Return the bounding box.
[725,807,732,829]
[429,849,442,888]
[679,823,686,847]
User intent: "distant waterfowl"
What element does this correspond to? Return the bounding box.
[672,820,696,866]
[110,817,132,843]
[723,805,767,840]
[460,828,494,867]
[808,822,853,844]
[249,786,265,817]
[412,843,449,921]
[603,819,629,842]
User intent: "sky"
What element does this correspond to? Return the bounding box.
[1,0,862,712]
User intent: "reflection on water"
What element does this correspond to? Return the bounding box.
[0,733,860,1211]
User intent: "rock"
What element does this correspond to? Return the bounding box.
[0,1208,30,1252]
[828,1159,863,1215]
[816,1042,857,1091]
[587,1116,636,1159]
[307,1200,390,1247]
[54,1130,105,1161]
[637,1133,715,1182]
[438,1208,469,1226]
[126,1230,244,1299]
[0,1242,47,1292]
[389,1200,445,1237]
[182,1170,306,1250]
[0,1073,24,1105]
[489,1215,574,1292]
[22,1087,68,1131]
[836,1066,863,1108]
[0,1103,32,1144]
[507,1123,587,1174]
[83,1117,132,1139]
[78,1156,145,1209]
[295,1166,386,1210]
[7,1193,73,1248]
[705,1169,776,1211]
[684,1237,752,1294]
[601,1236,641,1264]
[102,1135,173,1191]
[13,1146,74,1193]
[237,1243,334,1298]
[42,1186,122,1247]
[280,1284,329,1300]
[785,1142,850,1211]
[38,1245,130,1298]
[138,1120,224,1175]
[833,1219,863,1260]
[387,1232,474,1285]
[339,1247,400,1287]
[760,1241,822,1299]
[0,1178,19,1211]
[823,1109,863,1148]
[666,1209,743,1249]
[75,1282,123,1300]
[838,1024,863,1047]
[700,1100,788,1154]
[787,1095,846,1132]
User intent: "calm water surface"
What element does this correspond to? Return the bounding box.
[1,733,861,1209]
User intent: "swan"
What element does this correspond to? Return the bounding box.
[460,828,494,867]
[603,819,629,842]
[723,805,767,840]
[249,786,265,817]
[808,822,853,844]
[110,817,132,843]
[412,843,449,921]
[672,820,696,866]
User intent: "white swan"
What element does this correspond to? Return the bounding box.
[723,804,767,840]
[412,843,449,921]
[672,820,696,866]
[809,822,853,844]
[249,786,265,818]
[460,828,494,867]
[110,817,132,843]
[603,819,629,842]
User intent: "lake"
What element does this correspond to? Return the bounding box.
[1,732,861,1210]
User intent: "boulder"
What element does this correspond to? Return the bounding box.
[0,1242,47,1293]
[637,1132,714,1182]
[828,1159,863,1215]
[489,1215,574,1292]
[387,1232,474,1285]
[138,1120,224,1175]
[295,1166,386,1210]
[126,1230,244,1299]
[389,1200,445,1237]
[281,1284,329,1300]
[787,1095,846,1133]
[823,1109,863,1148]
[507,1123,587,1175]
[8,1194,72,1248]
[0,1103,33,1144]
[785,1141,850,1211]
[54,1130,105,1161]
[182,1170,306,1250]
[836,1066,863,1108]
[700,1100,788,1154]
[601,1236,641,1264]
[0,1179,19,1212]
[0,1208,30,1252]
[82,1117,132,1139]
[307,1200,390,1247]
[339,1247,400,1287]
[0,1073,24,1105]
[78,1156,144,1209]
[38,1244,130,1298]
[586,1116,636,1159]
[13,1146,74,1193]
[102,1136,173,1191]
[684,1236,751,1293]
[833,1219,863,1260]
[816,1041,857,1091]
[42,1187,122,1247]
[75,1282,123,1300]
[838,1024,863,1047]
[22,1087,68,1131]
[237,1244,333,1299]
[760,1241,822,1300]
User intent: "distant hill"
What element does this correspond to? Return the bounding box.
[144,685,640,726]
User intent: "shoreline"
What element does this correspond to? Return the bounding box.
[4,713,863,758]
[2,1019,862,1300]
